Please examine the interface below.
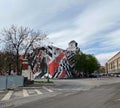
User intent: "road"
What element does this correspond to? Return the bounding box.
[1,78,120,108]
[15,83,120,108]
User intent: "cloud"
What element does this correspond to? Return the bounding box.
[95,51,119,66]
[47,0,120,65]
[0,0,85,29]
[101,29,120,49]
[49,0,120,37]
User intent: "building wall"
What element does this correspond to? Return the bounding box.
[105,52,120,74]
[21,40,80,79]
[28,46,76,79]
[22,59,34,80]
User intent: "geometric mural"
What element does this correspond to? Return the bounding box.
[23,40,79,79]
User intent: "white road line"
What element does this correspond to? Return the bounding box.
[23,89,29,97]
[42,86,53,92]
[34,89,43,95]
[114,99,120,102]
[1,91,13,101]
[117,99,120,101]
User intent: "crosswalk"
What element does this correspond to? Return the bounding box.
[1,91,13,101]
[0,86,54,101]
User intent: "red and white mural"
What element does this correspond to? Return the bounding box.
[22,40,79,79]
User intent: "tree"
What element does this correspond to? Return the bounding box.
[0,52,5,74]
[74,52,86,72]
[84,54,100,74]
[74,53,100,77]
[1,25,47,75]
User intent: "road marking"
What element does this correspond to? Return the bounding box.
[42,86,53,92]
[1,90,13,101]
[117,99,120,101]
[34,89,43,95]
[23,89,29,97]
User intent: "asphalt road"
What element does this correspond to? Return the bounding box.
[1,78,120,108]
[15,82,120,108]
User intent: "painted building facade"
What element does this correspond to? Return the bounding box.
[22,40,80,79]
[105,51,120,74]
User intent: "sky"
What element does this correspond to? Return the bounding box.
[0,0,120,66]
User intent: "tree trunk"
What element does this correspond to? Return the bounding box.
[16,50,20,75]
[8,63,11,75]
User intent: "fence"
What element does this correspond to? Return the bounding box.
[0,75,24,90]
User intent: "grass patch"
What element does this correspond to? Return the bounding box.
[34,80,54,84]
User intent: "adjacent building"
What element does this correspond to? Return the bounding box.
[105,51,120,75]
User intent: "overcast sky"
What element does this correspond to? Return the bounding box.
[0,0,120,65]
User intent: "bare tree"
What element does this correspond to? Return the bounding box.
[1,25,47,75]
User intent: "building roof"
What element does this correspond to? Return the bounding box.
[107,51,120,63]
[68,40,77,44]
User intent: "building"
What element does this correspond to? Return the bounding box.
[99,66,105,74]
[105,51,120,75]
[22,40,80,79]
[67,40,80,52]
